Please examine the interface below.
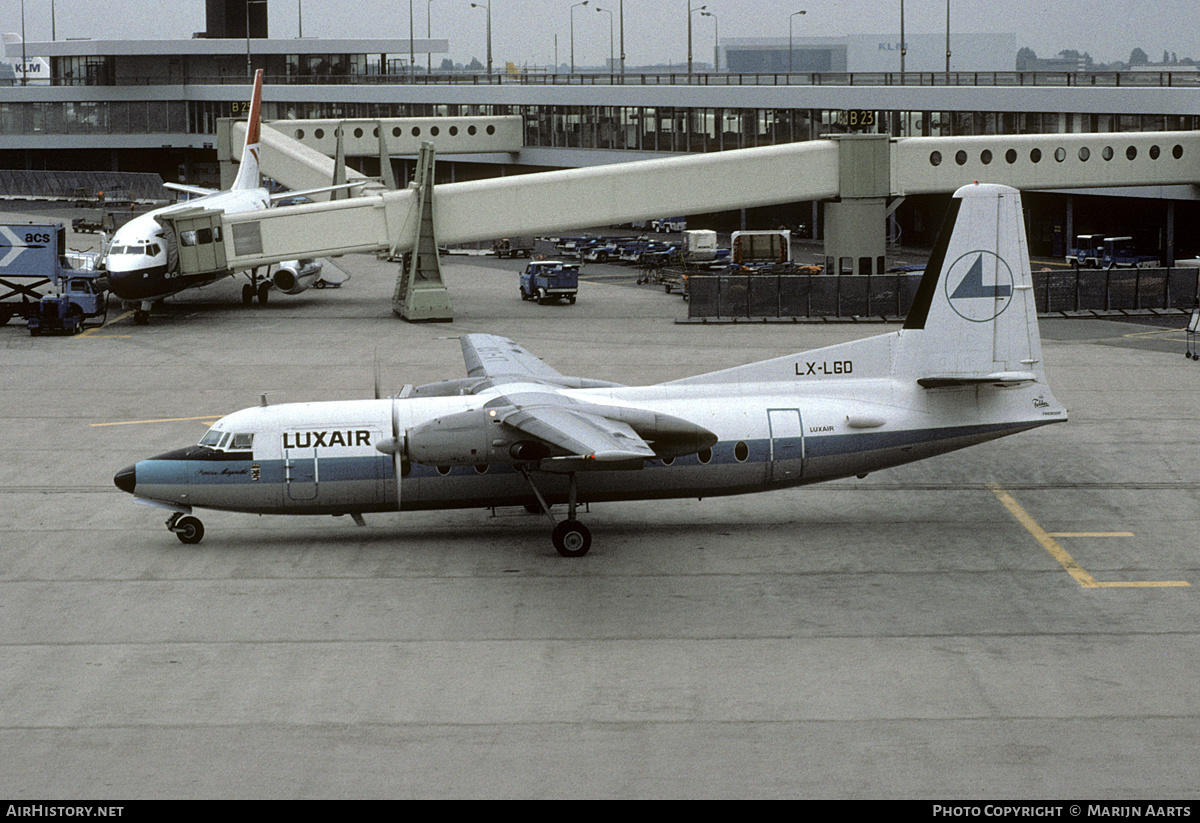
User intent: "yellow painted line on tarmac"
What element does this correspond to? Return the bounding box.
[91,415,222,427]
[1121,328,1187,340]
[1047,531,1135,538]
[989,484,1189,589]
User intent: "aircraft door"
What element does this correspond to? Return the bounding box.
[284,443,318,500]
[767,408,804,482]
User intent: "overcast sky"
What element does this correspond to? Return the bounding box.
[2,0,1196,68]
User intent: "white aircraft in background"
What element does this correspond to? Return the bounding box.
[114,183,1067,556]
[103,70,329,325]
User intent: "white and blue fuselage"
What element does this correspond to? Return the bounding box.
[115,368,1060,516]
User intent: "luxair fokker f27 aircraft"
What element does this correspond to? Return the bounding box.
[104,70,324,325]
[114,183,1067,556]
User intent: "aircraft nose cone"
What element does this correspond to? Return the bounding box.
[114,465,137,494]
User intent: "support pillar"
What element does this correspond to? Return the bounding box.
[392,142,453,322]
[376,121,397,191]
[823,134,891,275]
[331,126,347,200]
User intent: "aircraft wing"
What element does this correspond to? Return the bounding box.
[408,335,717,466]
[498,398,657,462]
[461,333,570,383]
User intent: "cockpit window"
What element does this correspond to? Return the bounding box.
[199,428,253,451]
[199,429,224,447]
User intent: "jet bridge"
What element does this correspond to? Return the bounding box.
[203,128,1200,320]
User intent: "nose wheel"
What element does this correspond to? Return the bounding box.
[167,512,205,545]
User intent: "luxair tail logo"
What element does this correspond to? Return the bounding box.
[945,250,1014,322]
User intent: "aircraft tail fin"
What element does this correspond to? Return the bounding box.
[895,182,1046,388]
[667,182,1062,416]
[230,69,264,191]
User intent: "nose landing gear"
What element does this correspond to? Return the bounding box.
[166,512,205,545]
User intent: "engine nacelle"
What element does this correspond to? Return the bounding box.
[407,408,553,467]
[271,259,323,295]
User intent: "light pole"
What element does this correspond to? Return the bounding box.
[944,0,951,79]
[618,0,624,76]
[19,0,25,86]
[246,0,267,79]
[899,0,905,75]
[788,10,806,74]
[700,10,717,72]
[570,1,589,75]
[427,0,436,73]
[298,0,303,38]
[687,1,706,76]
[409,0,415,76]
[595,6,613,73]
[469,1,492,75]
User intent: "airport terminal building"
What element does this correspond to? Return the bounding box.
[3,24,1199,259]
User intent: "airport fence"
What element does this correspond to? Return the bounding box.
[684,267,1200,320]
[0,170,167,203]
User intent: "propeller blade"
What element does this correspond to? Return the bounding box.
[374,349,381,400]
[392,397,403,513]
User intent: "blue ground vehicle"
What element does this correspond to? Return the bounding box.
[1101,236,1160,268]
[1066,234,1106,268]
[519,260,579,304]
[1,223,108,333]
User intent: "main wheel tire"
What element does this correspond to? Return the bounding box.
[174,515,204,545]
[242,284,255,305]
[551,521,592,557]
[257,282,270,304]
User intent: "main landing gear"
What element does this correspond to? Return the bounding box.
[242,268,270,306]
[518,465,592,557]
[166,512,204,545]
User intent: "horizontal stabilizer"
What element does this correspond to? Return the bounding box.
[917,371,1037,389]
[163,182,217,198]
